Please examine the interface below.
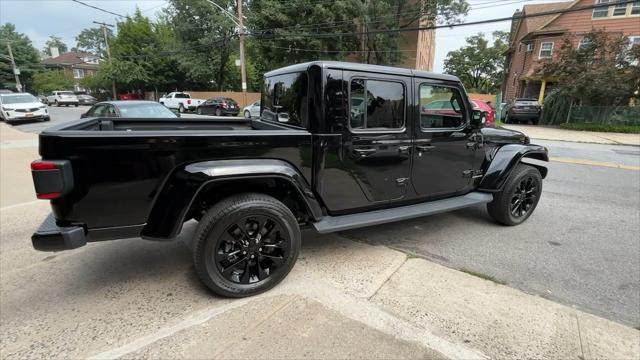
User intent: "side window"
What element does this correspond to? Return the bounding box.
[349,79,405,131]
[419,84,466,129]
[105,105,117,117]
[91,105,106,117]
[261,72,308,127]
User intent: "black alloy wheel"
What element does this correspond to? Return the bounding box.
[193,193,300,297]
[216,215,289,285]
[487,164,542,225]
[510,176,537,218]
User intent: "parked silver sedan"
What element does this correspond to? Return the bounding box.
[242,100,260,119]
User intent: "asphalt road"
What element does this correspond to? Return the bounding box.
[5,106,640,327]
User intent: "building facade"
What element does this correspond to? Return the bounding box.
[41,52,100,92]
[502,0,640,103]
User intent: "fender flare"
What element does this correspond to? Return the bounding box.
[141,159,322,240]
[478,144,548,192]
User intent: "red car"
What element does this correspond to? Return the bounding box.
[470,99,495,126]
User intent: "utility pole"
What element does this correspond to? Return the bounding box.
[6,42,22,92]
[93,21,116,99]
[237,0,247,105]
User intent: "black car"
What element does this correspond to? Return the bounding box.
[504,98,542,124]
[30,61,548,298]
[81,100,179,118]
[196,97,240,116]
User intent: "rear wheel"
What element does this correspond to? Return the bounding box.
[215,108,222,116]
[197,107,203,115]
[55,100,60,107]
[193,193,300,297]
[487,164,542,226]
[179,104,185,113]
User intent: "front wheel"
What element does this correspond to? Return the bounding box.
[197,107,203,115]
[487,164,542,226]
[193,193,300,297]
[215,108,222,116]
[244,110,251,119]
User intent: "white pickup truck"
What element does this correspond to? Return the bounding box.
[158,92,205,113]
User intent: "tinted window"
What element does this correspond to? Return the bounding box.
[90,104,107,117]
[419,84,465,129]
[174,93,190,99]
[261,72,308,127]
[349,79,404,130]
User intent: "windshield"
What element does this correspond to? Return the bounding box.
[1,94,39,104]
[117,103,177,118]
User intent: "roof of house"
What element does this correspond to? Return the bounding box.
[41,52,98,66]
[510,0,576,43]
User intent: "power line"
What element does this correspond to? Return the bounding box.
[70,0,125,18]
[249,0,636,39]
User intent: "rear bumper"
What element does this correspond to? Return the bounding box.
[32,214,87,251]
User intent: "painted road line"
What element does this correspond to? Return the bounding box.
[550,157,640,171]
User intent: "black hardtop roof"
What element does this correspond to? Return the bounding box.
[264,61,460,82]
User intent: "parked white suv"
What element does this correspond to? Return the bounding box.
[0,93,50,124]
[159,92,205,113]
[47,91,79,107]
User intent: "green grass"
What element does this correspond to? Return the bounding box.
[559,123,640,134]
[459,268,507,285]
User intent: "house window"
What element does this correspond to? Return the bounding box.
[539,42,554,58]
[73,68,84,79]
[632,1,640,14]
[612,1,627,16]
[592,0,611,18]
[628,36,640,64]
[526,43,534,52]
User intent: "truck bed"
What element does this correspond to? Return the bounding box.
[38,116,313,232]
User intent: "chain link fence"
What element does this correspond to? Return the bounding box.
[560,105,640,125]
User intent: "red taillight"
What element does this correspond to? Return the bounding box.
[36,192,62,199]
[187,99,191,105]
[31,160,57,170]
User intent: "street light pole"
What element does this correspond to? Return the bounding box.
[237,0,247,103]
[93,21,116,99]
[6,42,22,92]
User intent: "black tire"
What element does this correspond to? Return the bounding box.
[215,108,222,116]
[244,110,251,119]
[193,193,301,297]
[197,107,203,115]
[74,104,78,107]
[487,164,542,226]
[55,100,60,107]
[179,104,185,113]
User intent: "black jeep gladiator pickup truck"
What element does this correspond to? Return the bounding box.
[31,61,548,297]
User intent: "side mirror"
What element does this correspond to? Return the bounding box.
[471,110,484,128]
[170,108,180,116]
[80,112,88,119]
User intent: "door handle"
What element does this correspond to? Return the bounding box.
[398,145,410,154]
[450,131,467,138]
[354,148,377,157]
[415,145,435,152]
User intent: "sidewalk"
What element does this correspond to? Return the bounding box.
[0,123,39,207]
[502,124,640,146]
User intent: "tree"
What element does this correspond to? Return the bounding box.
[31,70,74,94]
[0,23,43,91]
[541,30,640,124]
[165,0,238,90]
[443,31,508,93]
[358,0,469,65]
[103,9,182,92]
[76,27,114,58]
[43,35,68,56]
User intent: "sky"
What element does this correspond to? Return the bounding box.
[1,0,570,73]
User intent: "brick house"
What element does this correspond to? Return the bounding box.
[502,0,640,103]
[41,52,100,92]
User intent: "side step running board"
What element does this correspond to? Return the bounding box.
[313,192,493,233]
